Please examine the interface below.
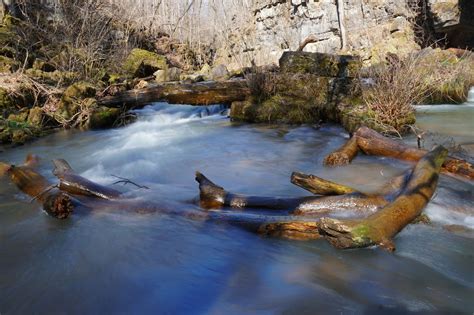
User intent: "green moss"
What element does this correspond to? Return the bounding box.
[88,107,120,129]
[55,82,97,121]
[279,52,362,78]
[123,48,167,78]
[0,87,15,111]
[0,55,19,72]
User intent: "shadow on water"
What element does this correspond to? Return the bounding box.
[0,102,473,314]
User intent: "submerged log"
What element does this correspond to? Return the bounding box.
[195,171,315,210]
[0,156,73,219]
[97,80,251,109]
[52,159,121,200]
[318,145,448,251]
[197,171,390,216]
[354,127,474,180]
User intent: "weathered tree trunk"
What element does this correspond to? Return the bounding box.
[318,145,448,251]
[354,127,474,180]
[97,80,251,109]
[0,156,73,219]
[52,159,121,200]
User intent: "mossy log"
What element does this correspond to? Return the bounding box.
[291,171,356,195]
[318,145,448,251]
[52,159,121,200]
[97,80,250,108]
[0,155,73,219]
[354,127,474,180]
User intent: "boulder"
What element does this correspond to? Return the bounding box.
[87,106,121,129]
[55,82,97,121]
[0,55,19,72]
[27,107,45,127]
[210,64,229,81]
[279,51,361,78]
[123,48,167,78]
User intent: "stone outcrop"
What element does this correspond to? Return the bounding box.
[231,51,363,126]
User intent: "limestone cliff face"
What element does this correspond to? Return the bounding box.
[253,0,419,64]
[252,0,469,65]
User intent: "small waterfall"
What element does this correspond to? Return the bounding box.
[467,86,474,103]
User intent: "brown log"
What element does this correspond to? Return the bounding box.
[52,159,122,200]
[97,80,251,109]
[354,126,474,180]
[1,157,73,219]
[323,136,359,166]
[318,145,448,251]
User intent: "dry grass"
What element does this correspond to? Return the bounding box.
[361,49,474,133]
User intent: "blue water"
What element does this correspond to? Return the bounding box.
[0,103,473,314]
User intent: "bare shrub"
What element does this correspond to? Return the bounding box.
[361,49,473,133]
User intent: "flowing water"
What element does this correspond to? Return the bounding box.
[0,103,473,314]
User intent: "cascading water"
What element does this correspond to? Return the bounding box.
[0,103,472,314]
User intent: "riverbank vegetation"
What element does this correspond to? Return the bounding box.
[0,0,473,146]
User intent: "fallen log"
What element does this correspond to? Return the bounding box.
[52,159,122,200]
[97,80,251,109]
[0,155,73,219]
[197,171,389,216]
[195,171,315,210]
[323,136,359,166]
[354,127,474,180]
[318,145,448,251]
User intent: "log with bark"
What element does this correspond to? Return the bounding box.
[0,155,73,219]
[52,159,122,200]
[318,145,448,251]
[324,126,473,180]
[97,80,251,109]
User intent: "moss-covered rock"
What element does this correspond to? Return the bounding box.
[0,87,15,113]
[32,59,56,72]
[123,48,167,78]
[0,118,41,145]
[279,51,362,78]
[25,68,77,86]
[55,82,97,122]
[233,71,360,125]
[27,107,45,127]
[88,106,120,129]
[7,108,29,122]
[0,55,19,72]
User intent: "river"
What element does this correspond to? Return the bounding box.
[0,102,473,314]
